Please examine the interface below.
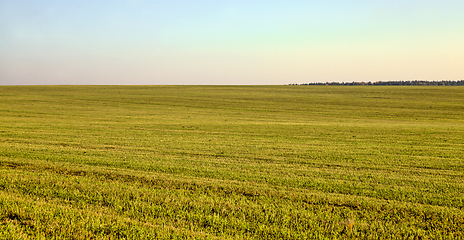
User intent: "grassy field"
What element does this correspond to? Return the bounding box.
[0,85,463,239]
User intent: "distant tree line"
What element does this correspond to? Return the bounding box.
[290,80,464,86]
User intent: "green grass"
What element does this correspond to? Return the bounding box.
[0,85,463,239]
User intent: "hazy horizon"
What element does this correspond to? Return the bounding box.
[1,1,463,85]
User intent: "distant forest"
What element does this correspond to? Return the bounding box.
[292,80,464,86]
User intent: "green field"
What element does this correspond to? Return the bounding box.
[0,85,463,239]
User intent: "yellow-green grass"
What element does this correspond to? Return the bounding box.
[0,85,463,239]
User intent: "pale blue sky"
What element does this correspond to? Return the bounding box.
[1,1,463,85]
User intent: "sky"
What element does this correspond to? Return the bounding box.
[1,0,463,85]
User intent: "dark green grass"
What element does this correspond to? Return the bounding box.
[0,85,463,239]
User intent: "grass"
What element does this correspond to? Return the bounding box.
[0,85,463,239]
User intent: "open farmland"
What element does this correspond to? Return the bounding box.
[0,85,463,239]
